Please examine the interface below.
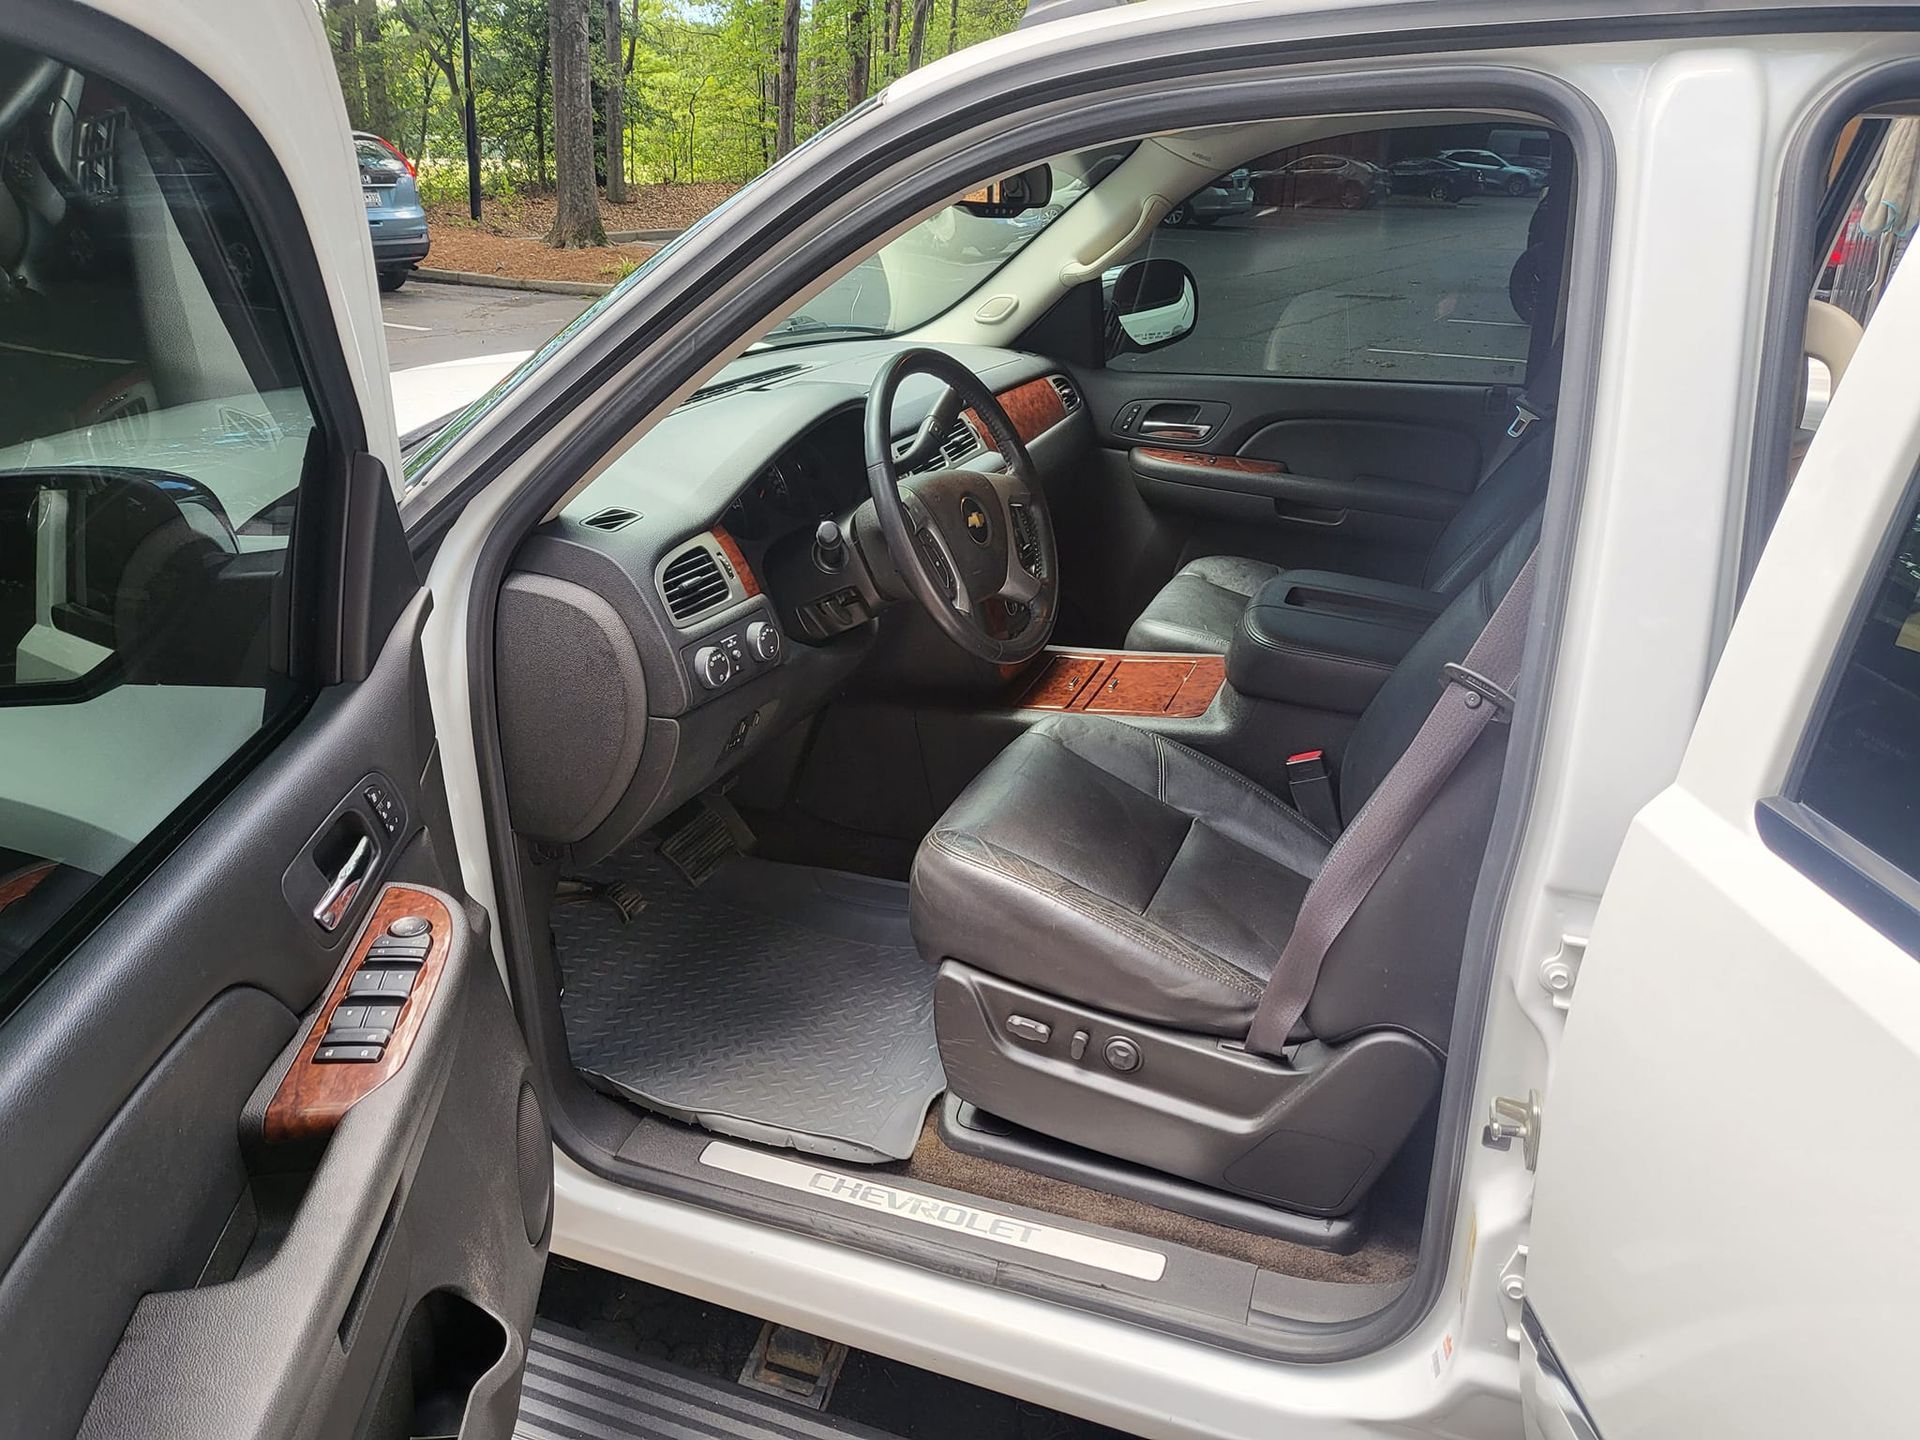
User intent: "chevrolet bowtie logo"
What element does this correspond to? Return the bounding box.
[959,495,991,544]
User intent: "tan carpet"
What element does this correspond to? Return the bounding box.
[890,1118,1422,1285]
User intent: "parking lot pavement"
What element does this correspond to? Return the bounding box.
[1139,195,1539,382]
[378,196,1538,385]
[380,279,594,372]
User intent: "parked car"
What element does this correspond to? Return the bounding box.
[1161,166,1253,226]
[1254,152,1389,208]
[1438,145,1548,194]
[12,6,1920,1440]
[354,130,429,291]
[1386,155,1479,202]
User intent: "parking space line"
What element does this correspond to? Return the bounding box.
[382,320,431,332]
[1367,346,1526,364]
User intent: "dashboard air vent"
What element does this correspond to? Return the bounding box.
[659,544,731,622]
[582,506,641,531]
[1048,375,1081,413]
[905,419,983,475]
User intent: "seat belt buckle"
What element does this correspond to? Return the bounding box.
[1442,662,1515,720]
[1285,750,1341,836]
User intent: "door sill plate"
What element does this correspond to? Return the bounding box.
[699,1140,1168,1281]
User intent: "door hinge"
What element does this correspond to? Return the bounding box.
[1483,1090,1542,1170]
[1540,933,1586,1010]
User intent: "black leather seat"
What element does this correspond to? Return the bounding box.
[1124,419,1553,654]
[911,526,1535,1215]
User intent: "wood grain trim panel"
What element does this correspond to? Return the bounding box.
[264,886,454,1144]
[0,861,55,914]
[1013,649,1226,720]
[710,525,761,598]
[965,376,1069,449]
[1134,448,1286,476]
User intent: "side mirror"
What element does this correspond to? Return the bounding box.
[1,465,237,701]
[956,164,1053,218]
[1102,258,1199,356]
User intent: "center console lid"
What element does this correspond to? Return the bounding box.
[1228,570,1445,714]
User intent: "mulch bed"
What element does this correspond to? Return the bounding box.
[420,182,739,285]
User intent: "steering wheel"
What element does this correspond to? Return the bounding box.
[862,350,1059,665]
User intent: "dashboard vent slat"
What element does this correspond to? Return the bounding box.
[583,506,641,531]
[660,545,732,622]
[1048,375,1081,413]
[906,418,983,475]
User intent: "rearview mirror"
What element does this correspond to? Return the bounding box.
[955,164,1054,218]
[1,466,238,701]
[1102,258,1199,356]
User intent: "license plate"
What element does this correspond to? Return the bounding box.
[362,188,379,208]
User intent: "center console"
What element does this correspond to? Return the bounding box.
[1226,569,1446,714]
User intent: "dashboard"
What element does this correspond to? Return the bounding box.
[493,340,1089,867]
[720,410,866,542]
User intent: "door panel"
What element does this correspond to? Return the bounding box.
[0,595,547,1440]
[1524,223,1920,1437]
[1058,371,1511,643]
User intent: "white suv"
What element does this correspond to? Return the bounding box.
[2,4,1918,1440]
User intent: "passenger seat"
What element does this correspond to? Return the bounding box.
[1124,408,1554,653]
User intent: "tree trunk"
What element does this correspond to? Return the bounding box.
[947,0,959,56]
[534,32,550,188]
[847,0,870,109]
[883,0,903,76]
[603,0,628,202]
[416,61,436,162]
[906,0,932,71]
[357,1,395,140]
[547,0,605,246]
[775,0,800,159]
[327,0,365,126]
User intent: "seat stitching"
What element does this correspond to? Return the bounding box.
[1152,731,1337,848]
[925,831,1264,996]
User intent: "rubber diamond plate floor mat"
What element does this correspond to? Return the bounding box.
[553,847,943,1163]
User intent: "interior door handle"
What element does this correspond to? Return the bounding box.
[312,834,373,931]
[1140,419,1213,441]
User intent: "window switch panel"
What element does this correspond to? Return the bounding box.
[314,1043,384,1064]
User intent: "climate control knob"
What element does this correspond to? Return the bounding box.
[694,645,733,690]
[746,620,781,663]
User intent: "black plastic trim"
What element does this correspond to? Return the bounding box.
[1757,797,1920,958]
[469,49,1615,1367]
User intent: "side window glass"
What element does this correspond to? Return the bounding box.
[1794,493,1920,877]
[1108,122,1558,383]
[1803,117,1920,433]
[0,53,318,992]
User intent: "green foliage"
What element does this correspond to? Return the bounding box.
[319,0,1024,198]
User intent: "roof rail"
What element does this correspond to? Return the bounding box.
[1019,0,1127,30]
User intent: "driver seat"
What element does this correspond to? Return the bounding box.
[909,525,1533,1219]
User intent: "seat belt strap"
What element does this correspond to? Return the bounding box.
[1244,551,1539,1058]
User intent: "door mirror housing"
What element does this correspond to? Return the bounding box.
[1,465,241,702]
[1103,257,1199,356]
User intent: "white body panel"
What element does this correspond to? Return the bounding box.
[1524,197,1920,1439]
[481,28,1914,1440]
[95,0,1920,1434]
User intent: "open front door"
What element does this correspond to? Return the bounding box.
[1521,218,1920,1433]
[0,5,544,1437]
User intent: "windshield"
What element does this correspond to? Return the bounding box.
[756,143,1134,348]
